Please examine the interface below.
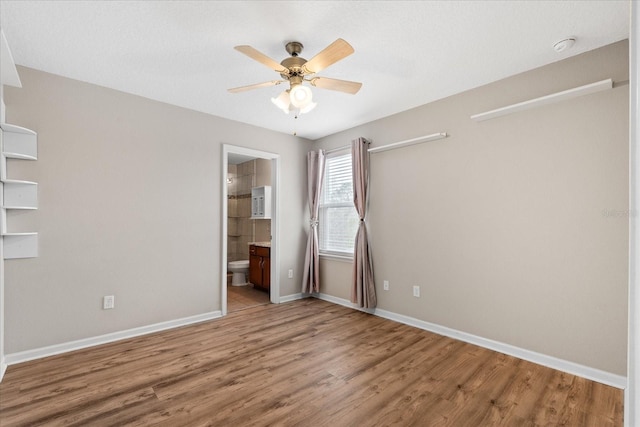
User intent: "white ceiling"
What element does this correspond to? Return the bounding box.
[0,1,631,140]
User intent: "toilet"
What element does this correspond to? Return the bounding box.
[228,260,250,286]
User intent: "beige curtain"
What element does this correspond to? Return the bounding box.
[351,138,376,308]
[302,150,326,294]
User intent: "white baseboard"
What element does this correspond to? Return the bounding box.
[3,294,627,390]
[315,293,627,390]
[279,292,308,303]
[4,311,222,366]
[3,293,309,368]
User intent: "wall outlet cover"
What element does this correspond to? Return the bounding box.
[103,295,115,310]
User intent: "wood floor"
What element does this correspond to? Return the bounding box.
[0,298,623,426]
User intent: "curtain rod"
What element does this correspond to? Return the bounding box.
[470,78,613,122]
[323,132,448,155]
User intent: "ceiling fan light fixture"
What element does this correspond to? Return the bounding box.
[290,84,313,108]
[299,101,317,114]
[230,39,361,118]
[271,90,291,113]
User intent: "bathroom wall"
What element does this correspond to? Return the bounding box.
[227,159,271,262]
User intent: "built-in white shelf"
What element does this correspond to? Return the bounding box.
[1,123,37,160]
[0,121,39,260]
[1,179,38,209]
[2,232,38,259]
[3,152,37,161]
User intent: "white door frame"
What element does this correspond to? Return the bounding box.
[221,144,280,316]
[626,2,639,425]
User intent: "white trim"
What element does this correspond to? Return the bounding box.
[315,293,627,389]
[471,79,613,121]
[4,311,221,366]
[279,293,308,303]
[316,293,375,314]
[221,144,281,315]
[626,2,639,425]
[270,156,280,305]
[221,147,229,316]
[0,361,6,381]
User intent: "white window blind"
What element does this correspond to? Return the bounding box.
[319,152,359,256]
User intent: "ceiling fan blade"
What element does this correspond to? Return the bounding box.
[228,80,284,93]
[309,77,362,94]
[234,45,289,74]
[301,39,355,75]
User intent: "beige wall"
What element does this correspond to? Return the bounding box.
[313,40,629,375]
[4,67,309,353]
[3,40,629,376]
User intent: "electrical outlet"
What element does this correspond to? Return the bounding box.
[288,269,293,279]
[412,286,420,298]
[103,295,115,310]
[383,280,389,291]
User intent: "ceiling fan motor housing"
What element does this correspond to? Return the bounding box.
[281,41,307,80]
[285,41,303,56]
[280,56,307,79]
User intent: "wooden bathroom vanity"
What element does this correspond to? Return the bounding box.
[249,243,270,292]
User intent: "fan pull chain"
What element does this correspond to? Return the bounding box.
[292,110,299,136]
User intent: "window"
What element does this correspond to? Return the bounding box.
[319,151,359,256]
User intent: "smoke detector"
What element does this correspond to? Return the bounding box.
[553,37,576,53]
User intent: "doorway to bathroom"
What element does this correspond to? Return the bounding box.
[221,145,280,315]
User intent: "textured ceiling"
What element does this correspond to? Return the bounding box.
[0,0,631,140]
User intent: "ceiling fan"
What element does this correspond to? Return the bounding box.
[228,38,362,114]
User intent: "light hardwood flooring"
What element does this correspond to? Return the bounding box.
[0,298,623,426]
[227,283,271,312]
